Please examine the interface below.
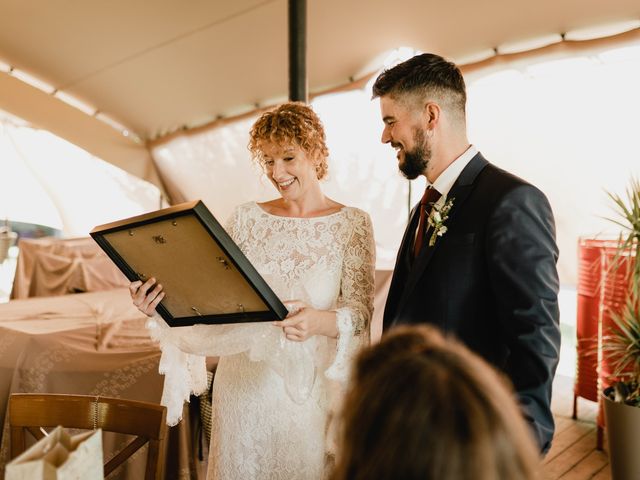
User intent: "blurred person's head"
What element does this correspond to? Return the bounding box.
[331,325,540,480]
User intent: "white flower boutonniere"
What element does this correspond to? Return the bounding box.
[427,197,454,246]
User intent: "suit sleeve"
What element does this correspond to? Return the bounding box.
[486,184,561,453]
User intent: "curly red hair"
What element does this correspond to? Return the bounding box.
[248,102,330,180]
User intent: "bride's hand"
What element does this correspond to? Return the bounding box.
[129,277,165,317]
[273,300,338,342]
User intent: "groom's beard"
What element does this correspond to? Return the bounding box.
[399,127,431,180]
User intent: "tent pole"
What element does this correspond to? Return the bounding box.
[288,0,307,103]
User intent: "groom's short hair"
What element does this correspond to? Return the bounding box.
[372,53,467,120]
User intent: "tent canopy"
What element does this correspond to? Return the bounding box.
[1,0,639,176]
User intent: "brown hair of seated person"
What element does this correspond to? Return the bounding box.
[330,325,541,480]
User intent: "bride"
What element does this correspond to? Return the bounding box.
[129,102,375,479]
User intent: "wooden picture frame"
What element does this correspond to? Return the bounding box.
[90,200,288,327]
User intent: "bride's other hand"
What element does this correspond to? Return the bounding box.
[273,300,338,342]
[129,278,165,317]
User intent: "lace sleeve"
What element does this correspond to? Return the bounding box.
[325,209,375,382]
[147,204,264,426]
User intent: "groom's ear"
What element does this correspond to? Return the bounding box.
[423,102,440,130]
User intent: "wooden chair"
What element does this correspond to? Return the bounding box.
[9,393,168,480]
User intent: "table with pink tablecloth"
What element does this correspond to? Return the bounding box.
[10,237,129,300]
[0,288,205,479]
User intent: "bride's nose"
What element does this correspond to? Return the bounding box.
[272,160,286,179]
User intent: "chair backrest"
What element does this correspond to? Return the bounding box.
[9,393,168,480]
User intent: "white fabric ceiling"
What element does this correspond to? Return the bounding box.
[1,1,640,284]
[1,0,639,164]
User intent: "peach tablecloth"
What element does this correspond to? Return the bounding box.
[0,289,204,479]
[10,237,129,300]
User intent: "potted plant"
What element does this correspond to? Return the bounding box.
[601,177,640,480]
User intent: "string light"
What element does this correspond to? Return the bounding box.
[53,91,97,116]
[496,34,564,55]
[0,57,142,141]
[453,49,495,66]
[564,20,640,41]
[0,59,11,74]
[8,68,56,94]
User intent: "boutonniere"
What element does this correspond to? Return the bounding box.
[427,197,454,246]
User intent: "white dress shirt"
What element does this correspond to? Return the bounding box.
[430,145,478,202]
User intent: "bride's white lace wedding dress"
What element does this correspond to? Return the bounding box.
[146,201,375,479]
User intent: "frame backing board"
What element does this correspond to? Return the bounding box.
[90,200,288,326]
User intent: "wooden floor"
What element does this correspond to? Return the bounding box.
[543,375,610,479]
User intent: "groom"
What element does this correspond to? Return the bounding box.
[374,53,561,453]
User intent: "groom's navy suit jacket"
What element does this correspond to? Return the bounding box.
[383,153,561,453]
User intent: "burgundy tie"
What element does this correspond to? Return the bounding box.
[413,186,442,258]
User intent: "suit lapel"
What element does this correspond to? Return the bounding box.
[396,153,489,309]
[384,202,421,320]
